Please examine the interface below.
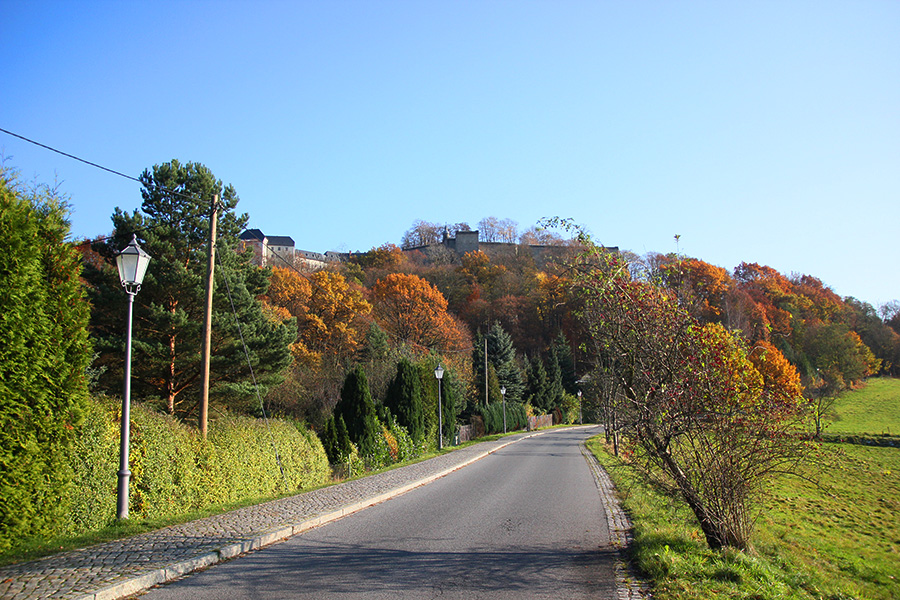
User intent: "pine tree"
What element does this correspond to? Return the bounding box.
[321,417,340,464]
[384,359,425,443]
[84,160,295,419]
[334,414,352,460]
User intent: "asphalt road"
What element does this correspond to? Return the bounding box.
[137,426,617,599]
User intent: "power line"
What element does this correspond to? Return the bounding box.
[1,126,142,184]
[0,126,210,205]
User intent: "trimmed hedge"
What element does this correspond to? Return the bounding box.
[60,397,331,540]
[477,402,527,434]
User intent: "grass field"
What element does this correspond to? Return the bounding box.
[589,377,900,600]
[829,377,900,435]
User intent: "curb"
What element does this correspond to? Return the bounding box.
[75,429,554,600]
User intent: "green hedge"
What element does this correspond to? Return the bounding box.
[477,402,527,434]
[60,397,330,539]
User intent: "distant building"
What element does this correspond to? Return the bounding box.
[240,227,612,270]
[238,229,269,266]
[401,228,613,267]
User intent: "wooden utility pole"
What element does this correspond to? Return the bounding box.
[199,194,218,438]
[484,336,488,406]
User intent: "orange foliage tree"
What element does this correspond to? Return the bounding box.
[370,273,469,353]
[264,267,371,367]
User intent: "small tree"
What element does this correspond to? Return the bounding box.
[384,359,425,444]
[574,242,809,551]
[334,366,380,455]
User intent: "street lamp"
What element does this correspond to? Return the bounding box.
[434,364,444,450]
[115,235,151,520]
[500,386,507,433]
[577,390,583,425]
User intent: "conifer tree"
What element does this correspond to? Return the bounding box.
[0,167,91,550]
[334,414,353,460]
[525,354,550,410]
[85,160,295,419]
[552,332,579,394]
[334,366,379,454]
[486,321,524,401]
[384,359,425,443]
[546,346,565,409]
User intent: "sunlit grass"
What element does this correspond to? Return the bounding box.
[587,436,900,600]
[829,377,900,435]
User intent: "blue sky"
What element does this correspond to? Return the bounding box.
[3,1,898,307]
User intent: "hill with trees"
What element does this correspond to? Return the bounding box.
[3,157,898,557]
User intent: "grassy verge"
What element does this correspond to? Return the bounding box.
[586,437,900,600]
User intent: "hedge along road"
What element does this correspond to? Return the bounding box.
[135,426,617,600]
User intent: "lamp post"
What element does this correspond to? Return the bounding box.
[577,390,583,425]
[500,386,507,433]
[434,364,444,450]
[115,235,151,520]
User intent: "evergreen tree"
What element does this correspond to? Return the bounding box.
[0,167,91,550]
[321,416,340,464]
[525,354,550,410]
[552,332,579,394]
[334,366,379,454]
[472,330,488,406]
[486,321,524,401]
[546,346,565,409]
[334,414,353,460]
[486,363,503,405]
[384,359,425,443]
[85,160,295,419]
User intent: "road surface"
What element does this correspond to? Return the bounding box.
[137,426,617,599]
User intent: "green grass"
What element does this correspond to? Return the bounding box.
[587,437,900,600]
[829,377,900,436]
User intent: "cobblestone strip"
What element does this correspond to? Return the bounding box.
[0,430,549,600]
[581,444,653,600]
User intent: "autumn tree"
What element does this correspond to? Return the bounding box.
[573,242,808,551]
[85,160,295,418]
[264,267,371,367]
[370,273,469,353]
[659,258,732,323]
[519,226,566,246]
[351,243,406,271]
[401,220,443,248]
[478,216,518,243]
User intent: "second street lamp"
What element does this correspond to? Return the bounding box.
[115,235,151,520]
[500,386,507,433]
[434,364,445,450]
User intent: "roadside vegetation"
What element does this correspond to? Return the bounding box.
[4,157,900,587]
[589,377,900,600]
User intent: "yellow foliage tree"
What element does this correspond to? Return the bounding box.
[264,267,371,367]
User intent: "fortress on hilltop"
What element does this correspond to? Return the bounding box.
[240,227,615,270]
